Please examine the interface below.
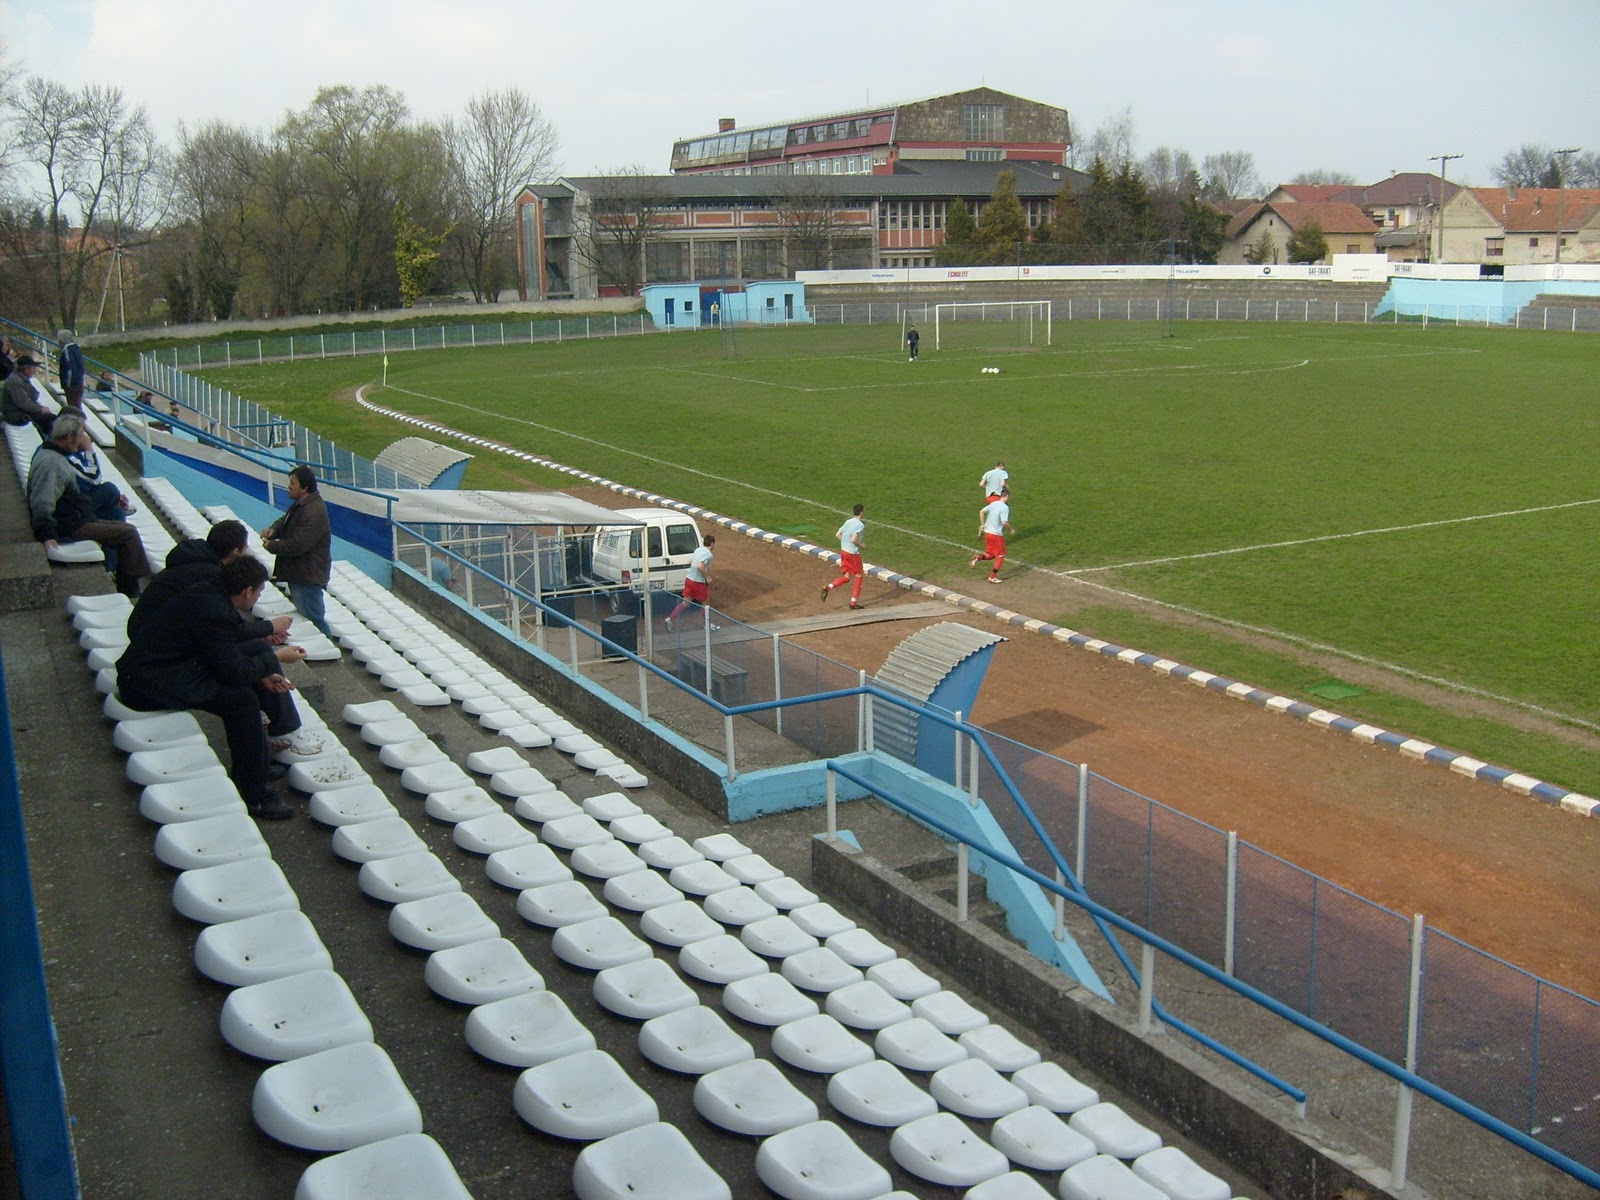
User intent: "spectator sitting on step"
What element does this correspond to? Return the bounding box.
[93,370,115,394]
[117,555,312,821]
[133,520,292,650]
[66,424,137,522]
[26,411,151,596]
[3,354,57,439]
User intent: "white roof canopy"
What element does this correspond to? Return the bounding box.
[386,490,642,528]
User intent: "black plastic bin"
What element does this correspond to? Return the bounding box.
[600,613,637,659]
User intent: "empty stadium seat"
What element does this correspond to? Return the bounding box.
[513,1048,659,1141]
[194,909,334,987]
[572,1122,730,1200]
[252,1041,422,1152]
[220,969,373,1061]
[754,1120,891,1200]
[638,1005,754,1075]
[293,1132,473,1200]
[889,1111,1009,1188]
[424,938,544,1005]
[464,990,595,1067]
[693,1058,817,1136]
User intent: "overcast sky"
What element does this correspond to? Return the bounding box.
[4,0,1596,189]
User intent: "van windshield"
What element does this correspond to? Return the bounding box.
[665,525,698,555]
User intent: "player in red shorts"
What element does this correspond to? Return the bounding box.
[822,504,866,609]
[968,489,1013,583]
[666,535,714,630]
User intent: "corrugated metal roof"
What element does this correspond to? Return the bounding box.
[877,623,1009,704]
[373,437,473,486]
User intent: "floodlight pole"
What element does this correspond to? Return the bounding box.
[1553,148,1579,265]
[1429,154,1462,264]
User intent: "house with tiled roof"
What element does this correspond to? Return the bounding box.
[1264,183,1347,204]
[1267,174,1462,262]
[1437,186,1600,265]
[1219,201,1379,265]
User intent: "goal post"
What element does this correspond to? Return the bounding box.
[934,300,1052,351]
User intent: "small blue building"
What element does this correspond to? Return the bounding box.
[641,280,810,329]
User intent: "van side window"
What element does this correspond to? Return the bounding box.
[628,530,641,558]
[647,527,663,557]
[665,525,699,555]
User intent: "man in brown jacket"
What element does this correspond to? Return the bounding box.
[261,464,332,636]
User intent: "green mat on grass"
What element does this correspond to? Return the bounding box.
[1307,679,1369,701]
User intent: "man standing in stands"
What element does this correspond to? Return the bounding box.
[57,329,85,411]
[118,555,307,821]
[261,464,332,637]
[3,354,56,438]
[26,412,151,595]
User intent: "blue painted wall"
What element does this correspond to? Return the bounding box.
[1376,278,1600,323]
[640,280,810,328]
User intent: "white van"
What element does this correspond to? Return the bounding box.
[588,508,705,594]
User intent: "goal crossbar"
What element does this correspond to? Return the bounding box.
[934,301,1052,350]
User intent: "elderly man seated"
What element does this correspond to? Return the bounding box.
[26,411,151,595]
[2,353,56,438]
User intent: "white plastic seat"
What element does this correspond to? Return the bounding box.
[489,765,558,799]
[875,1018,968,1073]
[825,1059,937,1128]
[573,1122,730,1200]
[47,539,105,564]
[424,937,544,1005]
[637,835,704,871]
[517,879,608,928]
[992,1105,1097,1172]
[444,678,490,701]
[755,1120,891,1200]
[140,776,246,824]
[573,747,626,772]
[570,840,646,879]
[113,712,206,754]
[72,604,129,630]
[825,928,897,969]
[104,692,173,722]
[221,969,373,1061]
[603,869,684,912]
[824,980,912,1031]
[486,842,572,890]
[960,1024,1043,1072]
[79,626,129,652]
[194,909,332,986]
[309,785,399,827]
[691,833,751,862]
[889,1111,1009,1188]
[513,790,583,823]
[964,1172,1057,1200]
[771,1013,873,1074]
[553,732,604,756]
[668,859,740,897]
[757,877,821,911]
[398,681,450,706]
[1012,1060,1099,1114]
[1068,1102,1163,1159]
[500,721,556,749]
[464,746,528,775]
[722,972,820,1027]
[127,744,225,787]
[723,853,785,885]
[465,990,596,1067]
[911,990,990,1035]
[293,1132,472,1200]
[359,717,426,747]
[287,757,371,793]
[399,761,472,795]
[153,812,268,869]
[781,947,864,994]
[452,811,539,855]
[597,763,649,789]
[593,957,698,1020]
[173,858,298,924]
[581,791,642,822]
[377,738,447,772]
[454,686,500,710]
[929,1058,1029,1119]
[514,1048,659,1141]
[541,813,613,850]
[1059,1155,1169,1200]
[252,1042,422,1152]
[741,914,820,959]
[788,901,855,937]
[424,785,500,823]
[865,958,941,1001]
[332,816,426,864]
[388,891,499,951]
[1131,1146,1231,1200]
[678,934,770,985]
[639,899,724,948]
[694,1058,818,1136]
[638,1005,754,1075]
[378,667,429,690]
[552,916,653,970]
[703,886,780,927]
[66,591,130,615]
[357,852,462,904]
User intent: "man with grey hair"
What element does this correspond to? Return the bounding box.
[56,328,85,410]
[27,411,151,595]
[2,354,55,438]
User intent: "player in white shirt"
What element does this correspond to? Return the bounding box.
[667,535,714,629]
[981,461,1008,499]
[968,489,1013,583]
[822,504,867,609]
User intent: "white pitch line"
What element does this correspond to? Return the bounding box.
[1076,496,1600,574]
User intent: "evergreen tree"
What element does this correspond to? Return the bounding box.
[1244,227,1277,265]
[1077,157,1122,262]
[1180,198,1228,264]
[1112,159,1157,257]
[976,169,1028,264]
[940,197,979,266]
[1286,220,1329,264]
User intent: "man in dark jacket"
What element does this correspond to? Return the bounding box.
[3,354,55,437]
[26,411,151,595]
[261,464,332,636]
[117,556,307,820]
[56,329,84,410]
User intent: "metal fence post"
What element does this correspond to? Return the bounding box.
[1053,867,1066,939]
[1075,762,1089,884]
[967,736,979,807]
[956,842,970,921]
[1138,943,1157,1034]
[724,713,737,781]
[826,769,837,836]
[1224,831,1239,976]
[568,623,579,672]
[856,669,867,752]
[952,710,964,790]
[772,633,784,737]
[1392,912,1426,1188]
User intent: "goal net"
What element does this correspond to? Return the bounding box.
[934,301,1052,351]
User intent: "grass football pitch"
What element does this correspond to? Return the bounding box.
[199,319,1600,792]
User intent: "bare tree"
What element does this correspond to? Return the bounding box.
[1289,169,1357,186]
[1073,107,1137,171]
[171,120,260,320]
[770,176,872,273]
[246,132,328,316]
[442,88,561,303]
[1569,151,1600,189]
[1201,150,1262,201]
[1493,145,1560,189]
[572,167,675,296]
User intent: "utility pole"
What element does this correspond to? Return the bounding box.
[1440,155,1465,265]
[1553,147,1579,265]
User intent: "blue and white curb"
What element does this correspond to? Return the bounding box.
[354,387,1600,819]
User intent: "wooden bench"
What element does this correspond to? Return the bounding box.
[674,647,749,706]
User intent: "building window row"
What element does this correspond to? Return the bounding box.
[792,117,874,146]
[879,200,946,232]
[963,103,1005,141]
